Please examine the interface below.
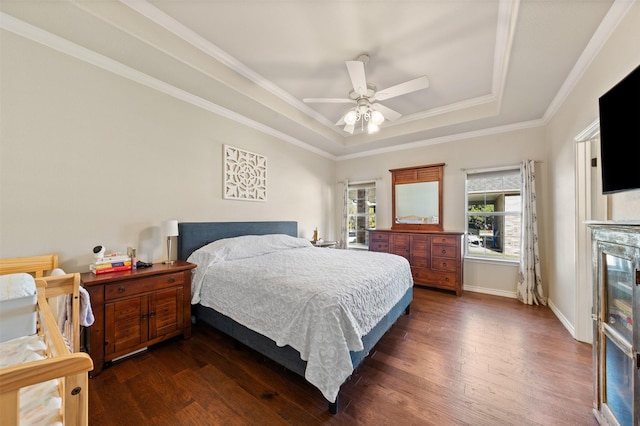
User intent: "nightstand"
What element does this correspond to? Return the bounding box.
[312,240,337,248]
[81,261,196,376]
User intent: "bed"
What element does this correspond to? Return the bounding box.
[177,221,413,413]
[0,254,93,425]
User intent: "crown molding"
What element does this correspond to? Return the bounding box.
[0,11,336,160]
[543,0,635,123]
[336,119,545,161]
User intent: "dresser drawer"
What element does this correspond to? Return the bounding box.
[105,273,185,301]
[412,268,457,289]
[431,244,458,259]
[432,256,457,272]
[431,235,459,245]
[370,242,389,252]
[369,232,389,243]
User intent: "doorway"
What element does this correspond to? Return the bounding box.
[574,122,607,343]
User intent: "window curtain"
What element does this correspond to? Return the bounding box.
[516,160,547,305]
[337,180,349,249]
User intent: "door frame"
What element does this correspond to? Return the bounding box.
[574,119,607,343]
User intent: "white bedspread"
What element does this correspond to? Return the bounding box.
[188,234,413,402]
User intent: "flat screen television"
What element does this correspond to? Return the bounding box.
[598,64,640,194]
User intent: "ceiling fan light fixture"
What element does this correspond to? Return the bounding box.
[371,110,385,125]
[344,110,358,126]
[303,54,429,136]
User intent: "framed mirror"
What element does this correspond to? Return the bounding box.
[391,163,444,231]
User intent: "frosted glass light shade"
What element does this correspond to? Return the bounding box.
[343,110,358,126]
[161,220,179,237]
[371,110,385,125]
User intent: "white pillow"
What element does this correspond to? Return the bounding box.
[187,234,311,304]
[0,273,36,300]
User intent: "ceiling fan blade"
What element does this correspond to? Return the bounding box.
[371,103,402,121]
[303,98,356,104]
[345,60,368,96]
[343,124,355,134]
[374,76,429,101]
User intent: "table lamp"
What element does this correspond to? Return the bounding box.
[161,220,179,264]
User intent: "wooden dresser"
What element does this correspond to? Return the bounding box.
[81,261,196,375]
[369,229,464,296]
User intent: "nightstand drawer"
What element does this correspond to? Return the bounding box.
[105,273,184,301]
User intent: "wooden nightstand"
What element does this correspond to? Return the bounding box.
[311,240,337,248]
[81,261,196,376]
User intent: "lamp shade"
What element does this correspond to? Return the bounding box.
[371,110,385,125]
[161,220,179,237]
[343,110,358,126]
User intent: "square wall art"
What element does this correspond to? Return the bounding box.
[223,145,267,201]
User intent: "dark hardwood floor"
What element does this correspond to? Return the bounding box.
[88,288,597,425]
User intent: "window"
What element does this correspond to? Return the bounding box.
[465,167,522,261]
[347,182,376,249]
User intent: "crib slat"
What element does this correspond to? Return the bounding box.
[0,389,19,426]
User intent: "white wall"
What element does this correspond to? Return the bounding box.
[0,30,336,272]
[546,1,640,334]
[336,126,548,297]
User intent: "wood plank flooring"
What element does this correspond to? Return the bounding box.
[88,288,598,425]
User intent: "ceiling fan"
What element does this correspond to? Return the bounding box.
[303,54,429,134]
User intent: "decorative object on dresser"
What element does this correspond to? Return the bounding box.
[588,222,639,426]
[81,261,196,376]
[370,229,463,296]
[161,219,179,265]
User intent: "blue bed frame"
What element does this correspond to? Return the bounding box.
[177,221,412,414]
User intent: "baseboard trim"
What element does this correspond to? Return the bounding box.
[463,285,517,299]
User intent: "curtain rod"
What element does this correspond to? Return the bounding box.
[337,177,382,185]
[460,160,543,173]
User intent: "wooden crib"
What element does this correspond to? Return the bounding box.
[0,254,93,425]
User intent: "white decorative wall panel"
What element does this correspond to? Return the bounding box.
[223,145,267,201]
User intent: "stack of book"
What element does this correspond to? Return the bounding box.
[90,254,132,274]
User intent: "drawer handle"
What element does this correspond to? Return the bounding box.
[168,277,176,283]
[445,277,450,282]
[118,286,126,293]
[441,249,447,255]
[442,262,447,267]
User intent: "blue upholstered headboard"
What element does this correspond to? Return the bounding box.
[177,221,298,261]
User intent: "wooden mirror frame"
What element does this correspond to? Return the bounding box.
[390,163,444,231]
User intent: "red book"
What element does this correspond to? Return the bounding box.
[92,264,132,275]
